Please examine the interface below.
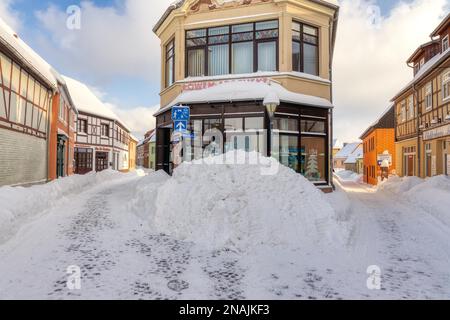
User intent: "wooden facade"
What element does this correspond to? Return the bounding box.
[393,14,450,178]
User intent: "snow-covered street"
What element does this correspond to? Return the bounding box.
[0,165,449,300]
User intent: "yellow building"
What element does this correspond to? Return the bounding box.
[393,14,450,178]
[153,0,339,191]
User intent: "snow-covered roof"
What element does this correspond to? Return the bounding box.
[344,145,363,164]
[130,134,139,142]
[393,48,450,101]
[63,76,131,132]
[156,80,332,116]
[333,139,343,149]
[335,142,360,159]
[0,17,57,88]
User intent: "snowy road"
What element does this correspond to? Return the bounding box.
[334,178,450,299]
[0,172,449,299]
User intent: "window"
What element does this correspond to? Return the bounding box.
[401,102,406,122]
[443,69,450,101]
[101,123,109,137]
[443,35,449,52]
[292,21,319,76]
[78,119,87,133]
[301,137,326,182]
[273,117,299,132]
[408,95,414,119]
[0,52,50,135]
[186,20,279,77]
[74,148,93,172]
[301,119,326,134]
[425,83,433,111]
[420,58,425,68]
[165,39,175,87]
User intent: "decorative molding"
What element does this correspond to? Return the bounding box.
[189,0,271,13]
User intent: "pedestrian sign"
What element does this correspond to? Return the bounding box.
[172,105,190,121]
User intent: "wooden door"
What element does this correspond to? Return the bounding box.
[96,152,109,172]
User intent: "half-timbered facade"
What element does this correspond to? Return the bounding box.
[393,14,450,178]
[63,76,132,174]
[0,18,56,186]
[153,0,339,192]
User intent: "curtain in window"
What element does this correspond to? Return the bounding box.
[208,44,229,76]
[188,49,205,77]
[232,42,253,74]
[303,44,318,75]
[257,42,276,72]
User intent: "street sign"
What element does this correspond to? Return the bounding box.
[174,120,188,133]
[172,105,190,121]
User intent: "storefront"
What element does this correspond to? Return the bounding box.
[155,81,333,189]
[423,123,450,177]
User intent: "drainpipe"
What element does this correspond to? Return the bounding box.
[329,11,339,190]
[413,83,421,177]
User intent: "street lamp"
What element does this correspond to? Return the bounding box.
[264,92,280,157]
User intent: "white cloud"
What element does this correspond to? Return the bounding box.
[34,0,171,83]
[108,103,159,140]
[333,0,449,142]
[27,0,450,143]
[0,0,20,30]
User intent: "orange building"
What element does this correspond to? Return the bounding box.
[360,105,396,185]
[48,79,78,180]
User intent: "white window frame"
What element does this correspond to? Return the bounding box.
[443,35,449,52]
[408,95,414,119]
[442,68,450,101]
[425,82,433,111]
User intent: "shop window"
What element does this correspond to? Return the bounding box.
[273,117,299,132]
[301,119,326,134]
[301,136,326,182]
[273,135,299,172]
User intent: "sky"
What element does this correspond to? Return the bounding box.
[0,0,449,140]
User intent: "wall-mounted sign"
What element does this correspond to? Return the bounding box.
[182,77,270,92]
[377,154,392,167]
[423,124,450,141]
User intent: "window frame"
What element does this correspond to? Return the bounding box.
[408,95,415,120]
[165,38,175,88]
[442,69,450,101]
[78,118,87,134]
[425,82,433,111]
[291,20,319,76]
[185,19,279,77]
[442,35,449,52]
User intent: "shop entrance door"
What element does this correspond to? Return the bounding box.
[426,152,432,177]
[158,128,172,174]
[56,135,67,178]
[96,152,109,172]
[405,154,415,176]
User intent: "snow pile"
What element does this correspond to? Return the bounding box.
[134,151,345,251]
[0,170,131,243]
[377,175,423,193]
[378,175,450,226]
[335,170,362,183]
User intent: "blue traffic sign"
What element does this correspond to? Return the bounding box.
[174,120,188,132]
[172,106,190,121]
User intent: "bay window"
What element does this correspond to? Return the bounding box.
[292,21,319,76]
[186,20,279,77]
